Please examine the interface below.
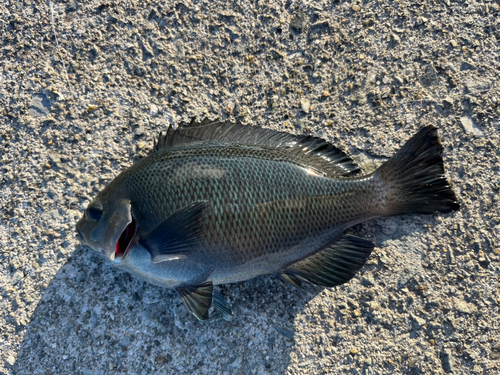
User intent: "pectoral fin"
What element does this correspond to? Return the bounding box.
[176,282,214,321]
[277,235,375,288]
[139,202,207,263]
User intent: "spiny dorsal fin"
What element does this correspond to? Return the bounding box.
[277,235,375,288]
[154,118,360,176]
[176,282,213,321]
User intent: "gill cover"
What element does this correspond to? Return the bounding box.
[106,200,133,261]
[88,199,132,259]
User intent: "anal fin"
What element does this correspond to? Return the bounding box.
[278,235,375,288]
[176,282,214,321]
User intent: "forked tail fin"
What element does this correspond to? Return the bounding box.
[376,126,459,215]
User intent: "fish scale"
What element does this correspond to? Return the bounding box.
[77,120,459,320]
[115,145,377,279]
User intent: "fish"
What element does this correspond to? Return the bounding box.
[76,119,459,320]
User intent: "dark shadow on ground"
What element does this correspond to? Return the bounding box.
[12,216,423,375]
[12,246,320,375]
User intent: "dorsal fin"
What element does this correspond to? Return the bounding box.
[154,118,360,176]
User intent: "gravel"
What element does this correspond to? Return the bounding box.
[1,0,499,374]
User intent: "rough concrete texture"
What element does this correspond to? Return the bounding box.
[1,0,499,374]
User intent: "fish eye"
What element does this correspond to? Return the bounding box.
[87,200,104,221]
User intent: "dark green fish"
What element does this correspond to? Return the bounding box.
[76,120,459,320]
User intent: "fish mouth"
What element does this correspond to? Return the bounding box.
[114,217,137,262]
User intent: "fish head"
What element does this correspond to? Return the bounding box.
[76,194,137,263]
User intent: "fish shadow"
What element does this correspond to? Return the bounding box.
[12,246,322,375]
[13,215,433,374]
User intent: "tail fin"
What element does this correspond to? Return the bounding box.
[377,126,459,215]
